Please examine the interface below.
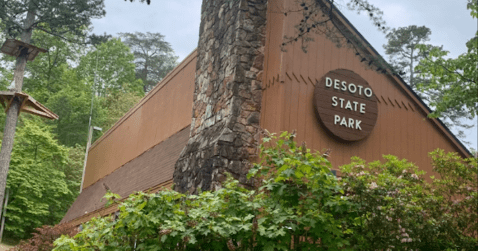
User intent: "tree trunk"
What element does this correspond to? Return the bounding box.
[0,1,35,216]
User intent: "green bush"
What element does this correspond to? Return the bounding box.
[4,118,83,240]
[53,131,477,250]
[54,131,354,250]
[340,151,477,250]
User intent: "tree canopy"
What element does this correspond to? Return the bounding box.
[120,32,178,92]
[76,38,144,96]
[383,25,474,143]
[416,1,478,118]
[0,0,108,236]
[0,29,146,239]
[3,118,79,240]
[383,25,431,90]
[0,0,105,40]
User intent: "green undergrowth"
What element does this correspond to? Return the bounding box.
[52,131,477,251]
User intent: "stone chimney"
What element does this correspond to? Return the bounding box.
[173,0,268,193]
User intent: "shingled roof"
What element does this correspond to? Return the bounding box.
[61,126,190,224]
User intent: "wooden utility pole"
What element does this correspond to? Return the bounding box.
[0,1,36,216]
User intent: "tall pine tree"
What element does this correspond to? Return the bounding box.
[384,25,474,144]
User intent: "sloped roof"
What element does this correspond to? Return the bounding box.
[61,126,190,224]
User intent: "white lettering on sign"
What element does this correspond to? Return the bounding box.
[330,96,367,113]
[357,85,363,95]
[334,79,340,89]
[334,115,362,130]
[364,88,373,97]
[326,77,333,87]
[341,81,347,91]
[360,103,366,114]
[327,76,373,131]
[326,78,373,97]
[316,70,377,141]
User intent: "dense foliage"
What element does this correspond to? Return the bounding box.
[416,0,478,118]
[0,0,105,40]
[383,25,432,90]
[341,150,477,250]
[53,131,477,250]
[2,118,80,240]
[76,38,144,97]
[1,29,145,147]
[119,32,178,92]
[0,27,167,240]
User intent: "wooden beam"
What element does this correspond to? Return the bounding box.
[21,106,53,119]
[0,92,58,120]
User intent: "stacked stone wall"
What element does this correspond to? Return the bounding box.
[173,0,268,193]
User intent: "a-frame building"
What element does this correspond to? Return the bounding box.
[61,0,470,227]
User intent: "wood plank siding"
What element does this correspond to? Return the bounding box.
[82,50,197,189]
[260,0,469,178]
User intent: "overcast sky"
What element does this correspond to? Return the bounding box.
[91,0,477,150]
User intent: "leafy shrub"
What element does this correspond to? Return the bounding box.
[11,225,78,251]
[4,118,82,240]
[53,131,477,250]
[428,149,477,248]
[54,131,354,250]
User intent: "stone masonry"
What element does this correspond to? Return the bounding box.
[173,0,268,193]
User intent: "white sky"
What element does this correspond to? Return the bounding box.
[91,0,477,151]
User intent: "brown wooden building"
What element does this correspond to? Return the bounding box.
[61,0,470,227]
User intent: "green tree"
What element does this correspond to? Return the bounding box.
[119,32,178,92]
[416,0,478,118]
[0,0,105,40]
[383,25,431,90]
[0,0,106,219]
[1,31,145,147]
[0,61,11,91]
[76,38,144,96]
[87,32,112,47]
[384,25,474,143]
[19,31,84,103]
[97,91,143,134]
[3,118,75,240]
[45,72,101,147]
[1,31,141,147]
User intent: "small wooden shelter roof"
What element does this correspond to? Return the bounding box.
[0,39,47,61]
[0,91,58,120]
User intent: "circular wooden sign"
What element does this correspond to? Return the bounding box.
[314,69,378,141]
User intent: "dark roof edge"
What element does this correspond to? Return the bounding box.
[325,0,472,157]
